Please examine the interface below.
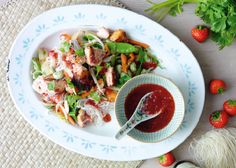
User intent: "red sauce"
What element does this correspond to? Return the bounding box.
[103,113,111,122]
[124,84,175,133]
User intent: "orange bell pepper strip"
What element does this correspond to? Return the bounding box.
[121,54,128,73]
[128,39,149,49]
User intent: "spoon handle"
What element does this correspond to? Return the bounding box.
[115,112,143,140]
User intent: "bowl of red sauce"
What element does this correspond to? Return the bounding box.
[115,74,185,143]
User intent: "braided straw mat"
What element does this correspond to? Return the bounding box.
[0,0,143,167]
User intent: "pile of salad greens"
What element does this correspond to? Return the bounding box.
[31,27,159,127]
[145,0,236,49]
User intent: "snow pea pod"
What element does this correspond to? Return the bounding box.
[106,41,137,54]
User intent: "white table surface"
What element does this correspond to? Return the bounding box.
[2,0,236,167]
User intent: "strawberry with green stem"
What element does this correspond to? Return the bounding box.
[158,152,175,167]
[209,79,226,94]
[224,99,236,116]
[191,25,209,43]
[209,110,228,128]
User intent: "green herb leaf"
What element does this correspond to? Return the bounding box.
[119,73,131,86]
[59,47,65,53]
[136,48,148,75]
[92,43,103,49]
[61,41,71,52]
[32,71,42,79]
[32,57,41,72]
[66,94,81,121]
[66,94,80,108]
[75,48,85,56]
[89,91,101,103]
[83,34,94,41]
[66,78,75,88]
[48,81,55,91]
[95,65,103,76]
[69,111,77,121]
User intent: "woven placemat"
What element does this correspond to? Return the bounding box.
[0,0,143,167]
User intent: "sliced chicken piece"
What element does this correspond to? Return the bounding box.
[96,27,110,39]
[77,109,92,127]
[72,63,89,80]
[54,80,66,93]
[49,93,65,104]
[85,47,105,66]
[109,29,127,42]
[105,67,116,87]
[32,76,48,94]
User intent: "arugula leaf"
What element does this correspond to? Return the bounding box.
[89,91,101,103]
[48,81,55,91]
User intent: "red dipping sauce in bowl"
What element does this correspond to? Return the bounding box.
[125,84,175,133]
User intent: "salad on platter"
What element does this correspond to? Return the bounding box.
[31,27,159,128]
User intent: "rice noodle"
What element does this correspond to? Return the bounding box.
[189,128,236,168]
[89,67,104,94]
[81,104,104,126]
[99,101,114,113]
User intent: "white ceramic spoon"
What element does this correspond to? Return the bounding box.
[115,92,163,140]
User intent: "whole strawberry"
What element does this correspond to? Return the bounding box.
[209,110,228,128]
[158,152,176,167]
[191,25,209,43]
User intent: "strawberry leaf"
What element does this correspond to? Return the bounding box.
[212,111,221,121]
[217,87,224,94]
[228,100,236,106]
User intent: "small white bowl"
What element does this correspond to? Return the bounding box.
[115,74,185,143]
